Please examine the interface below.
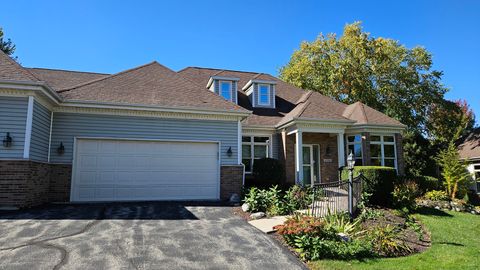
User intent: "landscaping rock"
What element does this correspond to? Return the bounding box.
[250,212,266,220]
[337,233,351,242]
[241,203,250,212]
[229,193,241,204]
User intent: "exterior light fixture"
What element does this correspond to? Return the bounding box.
[57,142,65,155]
[226,147,233,157]
[2,132,12,148]
[347,151,356,170]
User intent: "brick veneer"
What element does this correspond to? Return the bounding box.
[395,133,405,175]
[220,165,244,200]
[49,164,72,202]
[284,133,340,185]
[0,160,50,208]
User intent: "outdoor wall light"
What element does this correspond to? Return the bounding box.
[226,147,233,157]
[325,145,332,155]
[2,132,12,148]
[57,142,65,155]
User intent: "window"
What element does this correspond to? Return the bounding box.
[347,135,363,166]
[242,136,270,173]
[370,135,397,169]
[258,84,270,105]
[220,81,232,101]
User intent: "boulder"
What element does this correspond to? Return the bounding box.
[241,203,250,212]
[250,212,266,220]
[229,193,241,204]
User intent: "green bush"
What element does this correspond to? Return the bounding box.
[252,158,285,187]
[392,182,420,211]
[342,166,397,206]
[424,190,449,201]
[243,185,313,215]
[275,215,373,260]
[366,224,412,257]
[324,211,361,236]
[398,175,440,194]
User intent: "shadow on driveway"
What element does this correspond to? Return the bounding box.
[0,201,232,220]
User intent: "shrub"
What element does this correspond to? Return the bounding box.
[243,187,270,212]
[392,182,419,211]
[284,185,314,211]
[323,211,361,236]
[415,175,440,193]
[276,215,373,260]
[252,158,285,187]
[424,190,449,201]
[342,166,397,206]
[366,224,412,257]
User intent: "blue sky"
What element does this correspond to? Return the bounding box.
[3,0,479,122]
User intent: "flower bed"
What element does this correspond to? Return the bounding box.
[273,208,430,261]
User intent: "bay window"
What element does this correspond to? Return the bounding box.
[242,136,270,173]
[370,135,397,169]
[347,134,363,166]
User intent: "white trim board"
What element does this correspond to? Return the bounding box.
[23,96,34,159]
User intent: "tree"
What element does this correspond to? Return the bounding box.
[279,22,447,134]
[435,142,472,200]
[0,27,16,57]
[427,99,475,146]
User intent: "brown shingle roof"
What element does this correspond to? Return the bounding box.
[0,51,40,82]
[458,128,480,160]
[342,102,405,127]
[59,62,248,113]
[27,67,109,90]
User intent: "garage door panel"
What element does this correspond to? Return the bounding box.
[72,139,220,202]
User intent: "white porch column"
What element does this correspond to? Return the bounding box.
[295,130,304,185]
[337,132,345,168]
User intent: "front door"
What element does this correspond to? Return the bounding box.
[302,145,321,186]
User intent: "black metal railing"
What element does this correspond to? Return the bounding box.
[310,174,364,217]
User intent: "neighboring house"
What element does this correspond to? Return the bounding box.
[0,51,405,208]
[457,128,480,193]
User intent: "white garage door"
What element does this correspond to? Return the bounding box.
[71,139,219,202]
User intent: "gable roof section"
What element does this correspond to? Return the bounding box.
[0,51,40,82]
[27,67,109,90]
[458,128,480,160]
[59,62,248,113]
[343,102,405,127]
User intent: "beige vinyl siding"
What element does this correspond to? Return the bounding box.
[0,96,27,159]
[50,113,239,165]
[30,101,51,162]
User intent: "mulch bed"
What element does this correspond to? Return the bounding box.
[361,207,431,256]
[232,206,252,221]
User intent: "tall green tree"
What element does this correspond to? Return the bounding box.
[426,99,475,146]
[436,142,471,200]
[279,22,447,134]
[0,27,16,57]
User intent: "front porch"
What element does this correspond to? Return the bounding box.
[283,131,345,185]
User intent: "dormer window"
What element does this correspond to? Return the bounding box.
[258,84,270,105]
[206,76,239,103]
[220,81,233,101]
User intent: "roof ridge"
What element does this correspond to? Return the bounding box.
[179,66,263,75]
[295,90,313,105]
[27,67,110,75]
[0,51,41,81]
[58,61,159,92]
[358,102,368,123]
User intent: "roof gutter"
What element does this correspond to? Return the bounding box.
[0,79,62,103]
[276,117,356,130]
[61,99,252,118]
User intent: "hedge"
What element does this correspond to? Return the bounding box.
[342,166,397,206]
[251,158,285,188]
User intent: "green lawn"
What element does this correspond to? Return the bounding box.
[309,208,480,270]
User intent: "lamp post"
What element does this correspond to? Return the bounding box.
[347,151,356,219]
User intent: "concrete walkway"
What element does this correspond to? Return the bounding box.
[248,216,289,233]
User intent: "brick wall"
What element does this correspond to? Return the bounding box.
[0,160,50,208]
[49,164,72,202]
[284,133,340,185]
[220,165,244,200]
[395,133,405,175]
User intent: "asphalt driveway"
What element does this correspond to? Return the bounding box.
[0,202,305,270]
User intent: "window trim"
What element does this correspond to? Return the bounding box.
[257,84,270,106]
[219,80,233,101]
[370,134,397,170]
[242,135,272,174]
[346,134,363,164]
